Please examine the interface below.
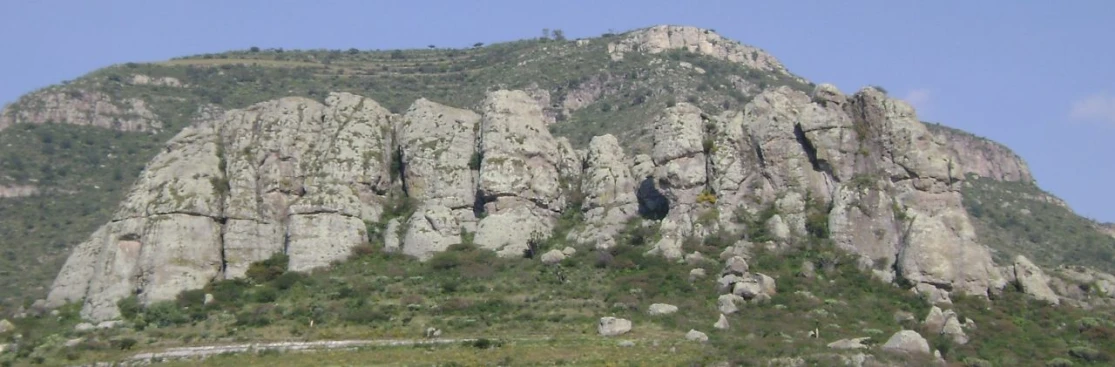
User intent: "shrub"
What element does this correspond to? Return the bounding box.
[1068,346,1105,362]
[117,295,142,320]
[253,286,280,303]
[112,338,138,350]
[696,189,717,205]
[246,252,289,284]
[469,152,483,170]
[272,271,305,290]
[144,301,189,327]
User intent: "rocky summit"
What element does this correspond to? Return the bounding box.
[2,25,1115,366]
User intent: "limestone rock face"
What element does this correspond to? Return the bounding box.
[1013,255,1060,304]
[475,90,565,256]
[607,25,794,78]
[843,88,1002,297]
[927,123,1033,182]
[649,103,711,259]
[397,99,481,259]
[46,93,394,321]
[0,88,160,132]
[571,135,639,249]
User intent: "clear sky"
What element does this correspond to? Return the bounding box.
[2,1,1114,221]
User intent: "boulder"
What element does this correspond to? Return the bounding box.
[714,314,729,330]
[648,303,679,316]
[827,337,871,350]
[0,319,13,334]
[689,268,707,281]
[74,323,95,332]
[882,330,930,355]
[718,294,743,315]
[1013,255,1060,305]
[723,256,749,276]
[540,249,566,265]
[617,340,636,347]
[598,317,632,336]
[685,329,709,342]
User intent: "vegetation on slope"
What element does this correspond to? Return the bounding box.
[3,197,1114,366]
[962,175,1115,273]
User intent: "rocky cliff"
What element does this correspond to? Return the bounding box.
[925,122,1032,183]
[46,82,1016,321]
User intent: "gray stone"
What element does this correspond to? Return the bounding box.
[1013,255,1060,305]
[618,340,636,347]
[540,249,566,265]
[648,303,679,316]
[598,317,632,336]
[689,268,707,281]
[0,319,13,334]
[827,337,871,350]
[685,329,709,342]
[714,314,729,330]
[74,323,95,332]
[718,294,743,315]
[882,330,930,355]
[723,256,749,276]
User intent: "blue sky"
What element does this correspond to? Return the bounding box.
[2,1,1114,221]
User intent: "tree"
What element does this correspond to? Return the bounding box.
[552,29,566,41]
[427,44,436,49]
[541,28,551,40]
[473,42,484,48]
[249,46,260,53]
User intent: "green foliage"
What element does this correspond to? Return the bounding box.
[695,189,717,205]
[117,295,142,320]
[245,252,290,284]
[804,193,831,241]
[468,151,483,171]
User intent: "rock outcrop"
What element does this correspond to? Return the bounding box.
[0,88,160,132]
[606,25,795,79]
[474,90,568,257]
[46,93,395,320]
[570,134,639,249]
[45,81,1021,321]
[925,123,1033,182]
[1009,255,1060,305]
[396,98,481,260]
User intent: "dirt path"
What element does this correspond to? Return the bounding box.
[126,338,479,362]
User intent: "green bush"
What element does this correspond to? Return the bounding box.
[246,252,289,284]
[117,295,142,320]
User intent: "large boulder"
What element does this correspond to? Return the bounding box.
[1013,255,1060,305]
[648,303,679,316]
[882,330,931,355]
[598,317,632,336]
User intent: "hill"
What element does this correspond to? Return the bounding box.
[1,25,1114,366]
